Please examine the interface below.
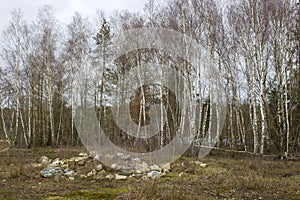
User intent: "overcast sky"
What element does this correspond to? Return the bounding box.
[0,0,148,30]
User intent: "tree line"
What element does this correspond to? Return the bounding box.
[0,0,299,156]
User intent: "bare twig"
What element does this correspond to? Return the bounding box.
[0,140,10,152]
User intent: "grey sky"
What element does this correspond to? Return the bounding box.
[0,0,148,30]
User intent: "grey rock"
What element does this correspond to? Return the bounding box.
[63,168,73,173]
[149,165,161,172]
[120,154,131,160]
[120,165,134,172]
[135,162,149,173]
[133,157,142,163]
[147,171,161,179]
[111,163,121,170]
[130,173,143,178]
[106,174,114,180]
[64,169,76,177]
[41,166,62,178]
[117,152,131,160]
[94,154,101,161]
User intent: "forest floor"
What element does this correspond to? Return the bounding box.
[0,147,300,200]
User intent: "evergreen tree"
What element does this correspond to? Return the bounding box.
[93,18,116,108]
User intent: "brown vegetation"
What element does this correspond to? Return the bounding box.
[0,148,300,199]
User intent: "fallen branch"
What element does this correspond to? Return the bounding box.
[0,140,10,152]
[195,145,277,157]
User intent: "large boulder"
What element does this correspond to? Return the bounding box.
[41,166,62,178]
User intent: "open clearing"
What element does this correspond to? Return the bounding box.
[0,148,300,200]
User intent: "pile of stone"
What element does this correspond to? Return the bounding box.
[38,155,87,179]
[37,152,172,181]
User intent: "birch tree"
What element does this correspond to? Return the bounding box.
[64,12,91,145]
[228,0,272,154]
[0,9,32,146]
[34,5,60,145]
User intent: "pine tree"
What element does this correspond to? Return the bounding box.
[93,18,116,108]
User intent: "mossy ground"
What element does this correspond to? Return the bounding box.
[0,148,300,199]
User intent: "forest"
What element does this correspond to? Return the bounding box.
[0,0,299,156]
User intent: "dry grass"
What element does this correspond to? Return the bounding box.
[0,148,300,199]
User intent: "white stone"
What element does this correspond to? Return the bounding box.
[193,161,208,167]
[115,174,127,180]
[87,169,97,177]
[135,170,143,174]
[160,163,171,173]
[200,163,208,168]
[79,153,88,157]
[38,156,51,165]
[95,164,103,171]
[193,161,202,165]
[116,152,124,157]
[64,170,76,177]
[69,156,88,162]
[48,159,64,167]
